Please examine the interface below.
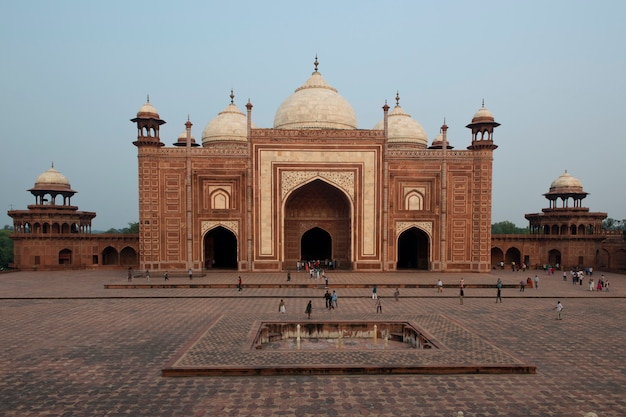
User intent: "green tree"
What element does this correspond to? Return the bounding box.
[101,222,139,234]
[492,221,528,235]
[602,218,624,230]
[0,227,14,268]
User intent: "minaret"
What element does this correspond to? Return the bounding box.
[466,101,500,271]
[130,97,166,270]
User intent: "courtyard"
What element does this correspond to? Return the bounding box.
[1,269,624,416]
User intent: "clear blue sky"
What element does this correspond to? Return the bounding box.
[1,0,625,230]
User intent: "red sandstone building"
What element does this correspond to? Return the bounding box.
[131,59,498,273]
[8,60,625,273]
[8,165,138,270]
[491,171,626,271]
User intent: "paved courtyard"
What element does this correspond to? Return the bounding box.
[1,269,624,416]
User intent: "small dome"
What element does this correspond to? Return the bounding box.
[30,166,75,193]
[173,129,199,147]
[274,66,357,130]
[471,102,495,124]
[136,98,160,119]
[548,170,584,194]
[202,99,255,144]
[373,95,427,146]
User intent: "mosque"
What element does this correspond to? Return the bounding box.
[8,59,623,273]
[129,58,499,273]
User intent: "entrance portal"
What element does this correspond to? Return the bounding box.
[203,226,237,269]
[301,227,332,261]
[284,179,351,269]
[397,227,429,270]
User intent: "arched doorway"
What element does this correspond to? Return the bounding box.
[547,249,561,267]
[505,247,521,268]
[301,227,332,262]
[203,226,238,269]
[397,227,429,270]
[491,247,504,268]
[102,247,119,266]
[120,247,138,266]
[58,249,72,265]
[284,179,351,269]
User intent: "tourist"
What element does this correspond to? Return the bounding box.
[238,276,242,291]
[163,271,169,281]
[145,270,150,281]
[305,300,312,319]
[554,301,564,320]
[605,279,610,292]
[331,290,338,308]
[324,274,328,288]
[376,297,382,313]
[437,279,443,292]
[589,278,594,291]
[519,280,525,292]
[372,285,378,299]
[324,290,331,309]
[496,278,502,303]
[278,299,286,314]
[563,271,567,281]
[287,272,291,282]
[533,275,539,289]
[394,288,399,301]
[127,267,132,282]
[188,268,193,280]
[459,287,464,305]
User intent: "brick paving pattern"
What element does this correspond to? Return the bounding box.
[1,269,625,416]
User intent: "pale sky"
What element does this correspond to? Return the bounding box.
[1,0,625,231]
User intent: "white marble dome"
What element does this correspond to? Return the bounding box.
[373,101,427,146]
[31,166,74,192]
[471,102,495,123]
[202,101,255,145]
[549,170,584,194]
[136,99,160,119]
[273,70,357,130]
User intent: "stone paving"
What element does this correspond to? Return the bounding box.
[0,269,625,416]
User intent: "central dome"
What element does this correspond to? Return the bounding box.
[273,64,357,130]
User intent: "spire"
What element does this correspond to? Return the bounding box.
[147,94,150,103]
[230,89,235,104]
[395,91,400,107]
[314,54,319,73]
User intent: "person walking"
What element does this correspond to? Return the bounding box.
[188,268,193,281]
[324,290,331,309]
[376,297,382,313]
[287,272,291,282]
[278,299,286,314]
[459,287,464,305]
[533,275,539,289]
[127,267,133,282]
[163,271,169,281]
[554,301,564,320]
[372,285,378,300]
[237,276,242,291]
[145,270,150,281]
[305,300,312,319]
[394,288,400,301]
[437,279,443,293]
[331,290,338,309]
[496,278,503,303]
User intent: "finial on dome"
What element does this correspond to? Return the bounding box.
[230,89,235,104]
[147,94,150,103]
[51,161,54,169]
[395,91,400,107]
[314,54,319,72]
[481,98,485,107]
